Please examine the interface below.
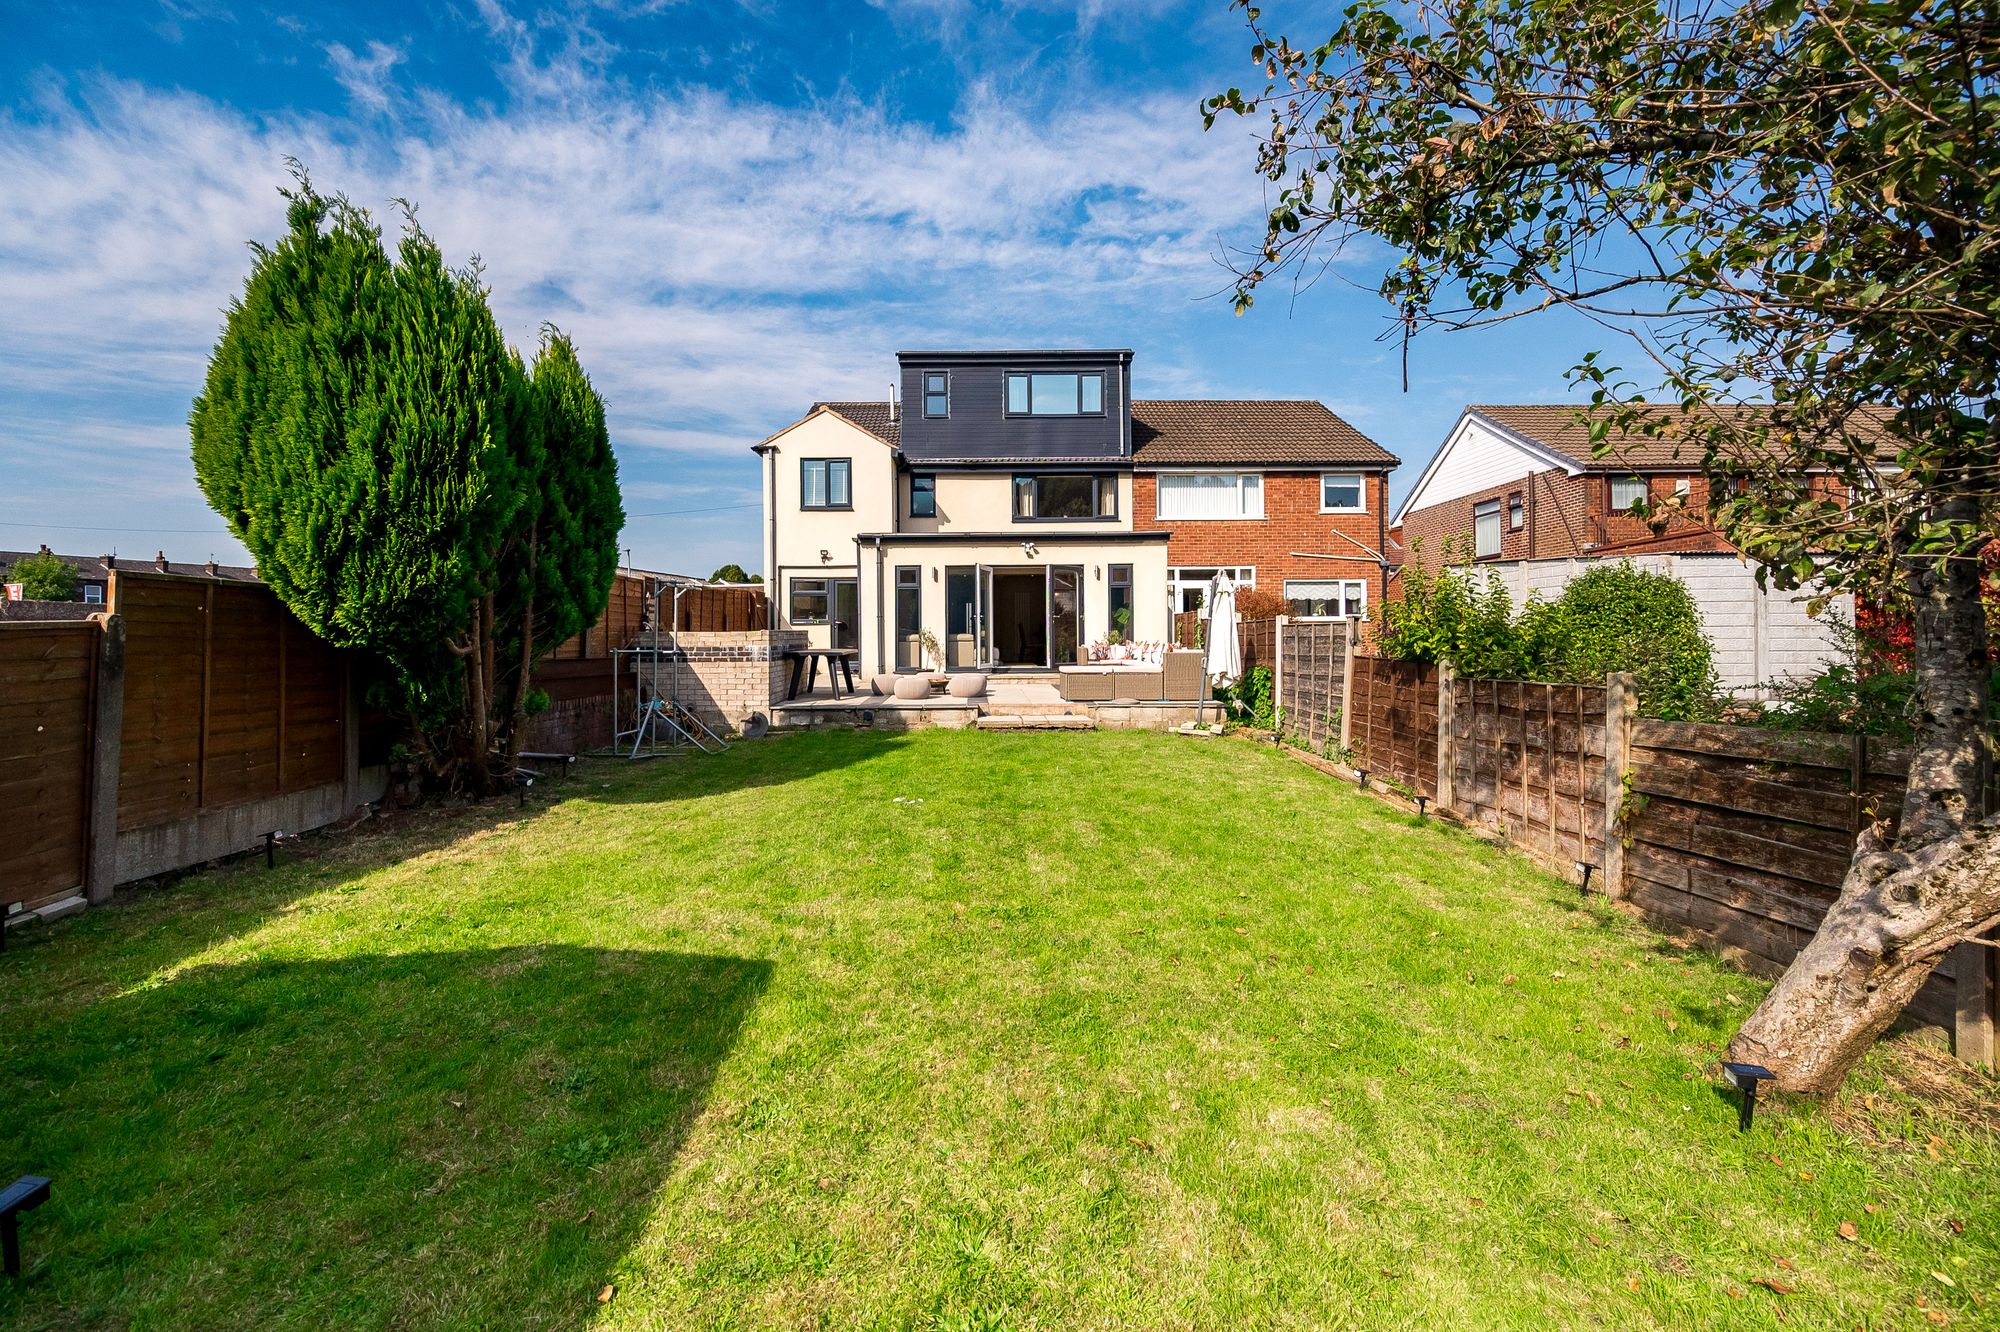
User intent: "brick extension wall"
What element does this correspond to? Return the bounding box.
[1134,471,1392,612]
[670,630,808,734]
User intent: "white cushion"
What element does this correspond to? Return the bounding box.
[946,672,987,698]
[892,675,933,700]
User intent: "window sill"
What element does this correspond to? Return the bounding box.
[1157,514,1264,522]
[1011,516,1121,524]
[1319,507,1367,516]
[799,505,854,512]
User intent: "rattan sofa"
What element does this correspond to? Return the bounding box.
[1058,648,1204,702]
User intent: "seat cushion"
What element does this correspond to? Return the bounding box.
[892,675,933,700]
[946,672,987,698]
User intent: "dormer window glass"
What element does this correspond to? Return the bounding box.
[1005,372,1105,417]
[1013,473,1117,520]
[923,372,949,418]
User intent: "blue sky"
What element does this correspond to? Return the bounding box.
[2,0,1612,576]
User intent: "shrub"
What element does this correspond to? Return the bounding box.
[1233,586,1290,621]
[1219,666,1277,728]
[1376,556,1537,678]
[1534,564,1722,721]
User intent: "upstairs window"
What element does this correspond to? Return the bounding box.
[1319,473,1365,513]
[801,458,851,510]
[1508,494,1524,529]
[1158,473,1262,520]
[1014,473,1116,520]
[910,473,936,518]
[1474,499,1502,557]
[923,372,949,418]
[1610,475,1648,511]
[1005,372,1105,416]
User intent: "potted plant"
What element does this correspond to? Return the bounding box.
[918,629,948,690]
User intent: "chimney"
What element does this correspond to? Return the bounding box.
[205,559,218,577]
[154,550,169,572]
[103,553,115,569]
[37,543,50,555]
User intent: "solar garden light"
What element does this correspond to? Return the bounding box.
[1721,1062,1777,1132]
[1,1175,50,1278]
[1357,770,1370,790]
[517,773,535,807]
[1413,795,1429,818]
[1574,861,1595,895]
[263,830,287,869]
[0,903,20,954]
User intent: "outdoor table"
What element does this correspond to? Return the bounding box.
[784,647,860,699]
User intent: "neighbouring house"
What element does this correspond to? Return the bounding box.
[1391,404,1891,693]
[753,349,1398,678]
[1130,400,1399,624]
[1393,403,1890,571]
[1,548,256,618]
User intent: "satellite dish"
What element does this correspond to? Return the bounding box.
[739,711,770,740]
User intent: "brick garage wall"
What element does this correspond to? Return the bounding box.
[1134,471,1392,612]
[671,630,807,734]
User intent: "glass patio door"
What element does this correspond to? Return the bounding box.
[974,564,995,669]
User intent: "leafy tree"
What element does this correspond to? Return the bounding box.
[191,169,619,791]
[709,563,754,584]
[8,551,79,601]
[1376,543,1541,679]
[1206,0,1998,1090]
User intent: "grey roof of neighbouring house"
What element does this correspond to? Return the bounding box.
[0,549,260,584]
[811,399,1398,468]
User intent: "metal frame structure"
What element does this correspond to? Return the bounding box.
[607,575,733,759]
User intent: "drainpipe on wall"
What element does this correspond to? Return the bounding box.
[872,536,885,678]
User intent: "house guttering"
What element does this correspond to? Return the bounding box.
[852,530,1172,544]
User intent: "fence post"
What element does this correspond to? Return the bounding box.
[84,613,125,904]
[1273,615,1287,722]
[1436,662,1455,812]
[1954,940,1997,1068]
[1338,627,1356,753]
[1600,672,1635,898]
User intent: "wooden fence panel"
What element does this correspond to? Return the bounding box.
[1239,618,1277,676]
[1451,678,1608,871]
[0,621,97,908]
[1621,718,1964,1027]
[116,572,350,831]
[116,576,206,830]
[1350,658,1438,798]
[1277,621,1347,752]
[551,578,769,660]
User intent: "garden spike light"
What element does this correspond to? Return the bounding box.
[0,1175,50,1278]
[1721,1062,1776,1132]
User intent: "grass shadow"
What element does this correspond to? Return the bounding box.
[0,945,769,1329]
[577,728,921,807]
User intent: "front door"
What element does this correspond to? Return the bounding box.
[830,578,858,651]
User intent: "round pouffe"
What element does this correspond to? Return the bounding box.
[946,672,988,698]
[892,675,934,700]
[870,673,899,696]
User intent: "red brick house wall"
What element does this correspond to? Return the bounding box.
[1135,470,1392,614]
[1400,469,1745,573]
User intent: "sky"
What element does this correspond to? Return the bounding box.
[2,0,1615,577]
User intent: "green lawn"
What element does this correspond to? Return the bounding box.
[1,730,1993,1330]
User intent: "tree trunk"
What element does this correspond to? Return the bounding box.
[463,599,495,796]
[506,522,539,763]
[1728,494,1994,1092]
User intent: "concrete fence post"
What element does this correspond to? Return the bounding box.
[1601,671,1636,899]
[84,613,125,904]
[1435,661,1456,812]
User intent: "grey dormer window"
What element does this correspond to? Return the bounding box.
[1013,473,1116,520]
[910,473,936,518]
[801,458,851,510]
[1005,372,1105,417]
[923,372,949,418]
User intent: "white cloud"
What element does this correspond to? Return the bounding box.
[0,57,1267,568]
[324,40,407,112]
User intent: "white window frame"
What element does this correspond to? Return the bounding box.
[1610,475,1648,511]
[1168,566,1255,613]
[1283,578,1368,621]
[1507,495,1524,530]
[1156,472,1264,521]
[82,584,104,604]
[1473,499,1502,558]
[1319,472,1366,514]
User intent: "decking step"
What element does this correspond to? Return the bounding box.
[975,714,1096,731]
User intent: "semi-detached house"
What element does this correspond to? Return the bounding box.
[753,348,1398,682]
